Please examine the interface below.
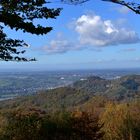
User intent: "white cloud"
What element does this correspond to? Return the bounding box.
[42,13,140,54]
[43,39,72,54]
[75,14,140,47]
[42,35,83,54]
[42,37,101,54]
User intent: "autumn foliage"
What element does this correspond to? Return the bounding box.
[0,108,104,140]
[0,99,140,140]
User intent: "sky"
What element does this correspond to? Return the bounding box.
[1,0,140,71]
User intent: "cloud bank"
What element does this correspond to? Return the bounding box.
[75,14,139,46]
[43,13,140,54]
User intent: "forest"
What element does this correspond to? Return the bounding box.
[0,96,140,140]
[0,75,140,140]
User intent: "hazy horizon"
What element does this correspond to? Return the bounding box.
[1,67,140,73]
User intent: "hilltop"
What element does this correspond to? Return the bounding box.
[72,75,140,101]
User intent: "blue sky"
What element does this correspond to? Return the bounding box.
[1,0,140,71]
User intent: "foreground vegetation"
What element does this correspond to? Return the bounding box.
[0,98,140,140]
[0,75,140,140]
[0,108,104,140]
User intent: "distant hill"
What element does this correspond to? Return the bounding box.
[72,76,110,94]
[72,75,140,101]
[0,75,140,111]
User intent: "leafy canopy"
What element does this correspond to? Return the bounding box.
[61,0,140,14]
[0,0,62,61]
